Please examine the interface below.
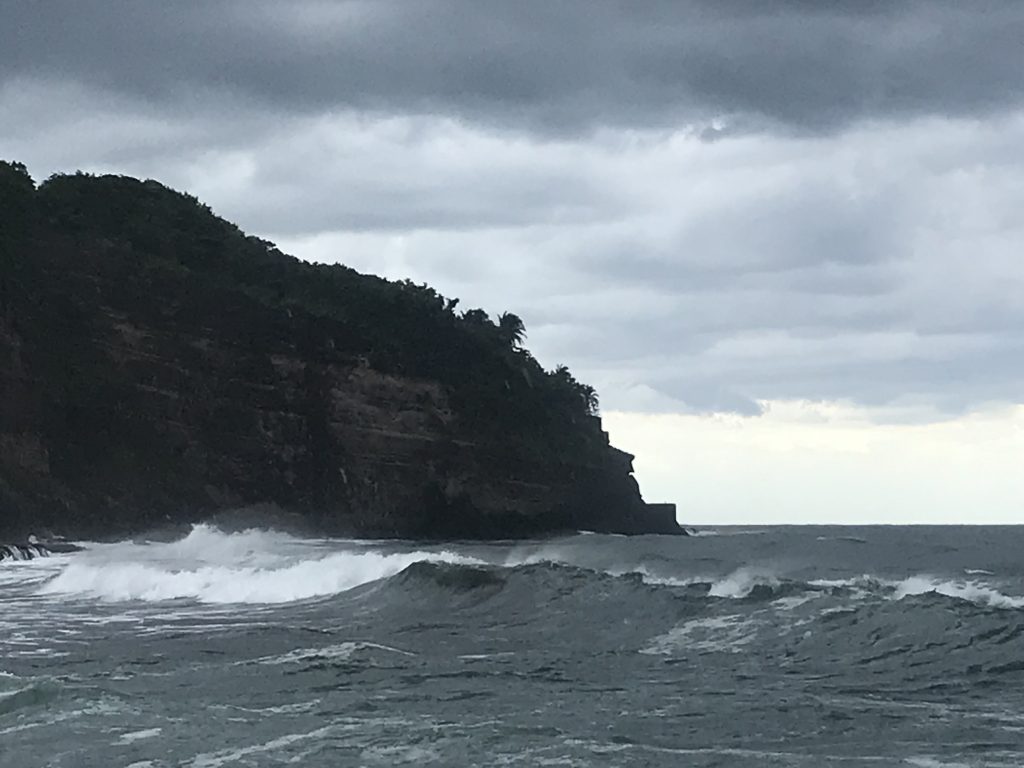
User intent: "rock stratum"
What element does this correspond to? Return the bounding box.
[0,161,681,541]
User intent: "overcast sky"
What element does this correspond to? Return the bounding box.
[3,1,1023,523]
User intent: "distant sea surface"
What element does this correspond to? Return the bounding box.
[3,525,1024,767]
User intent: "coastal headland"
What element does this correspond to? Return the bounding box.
[0,161,681,541]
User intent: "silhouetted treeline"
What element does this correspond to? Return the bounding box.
[1,160,600,451]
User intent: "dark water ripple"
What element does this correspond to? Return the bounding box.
[2,525,1024,766]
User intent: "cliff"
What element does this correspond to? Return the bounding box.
[0,161,681,540]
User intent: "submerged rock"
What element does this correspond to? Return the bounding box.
[0,543,42,561]
[0,542,48,561]
[0,537,84,561]
[36,541,85,554]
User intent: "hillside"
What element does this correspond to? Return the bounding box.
[0,160,680,540]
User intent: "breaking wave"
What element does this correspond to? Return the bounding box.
[28,525,1024,613]
[393,560,507,592]
[38,552,468,603]
[638,568,1024,610]
[892,575,1024,609]
[707,567,781,598]
[156,523,300,564]
[36,525,484,604]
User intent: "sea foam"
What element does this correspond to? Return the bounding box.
[893,576,1024,610]
[708,567,779,598]
[158,523,301,564]
[37,526,484,604]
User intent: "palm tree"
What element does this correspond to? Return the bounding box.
[578,383,599,415]
[549,365,599,415]
[462,308,491,326]
[497,312,526,349]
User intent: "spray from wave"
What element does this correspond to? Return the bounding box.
[155,524,302,565]
[688,529,768,537]
[708,567,780,598]
[37,525,484,604]
[892,575,1024,609]
[30,525,1024,611]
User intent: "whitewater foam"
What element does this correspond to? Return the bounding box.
[189,726,338,768]
[708,567,779,598]
[158,524,300,564]
[37,548,485,604]
[116,728,162,745]
[624,567,704,588]
[641,614,760,655]
[904,758,971,768]
[360,745,441,764]
[772,594,816,610]
[893,576,1024,610]
[252,641,415,666]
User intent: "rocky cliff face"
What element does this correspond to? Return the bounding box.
[0,162,680,540]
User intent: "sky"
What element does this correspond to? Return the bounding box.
[2,1,1023,524]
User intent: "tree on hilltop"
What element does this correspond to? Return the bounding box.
[497,311,526,349]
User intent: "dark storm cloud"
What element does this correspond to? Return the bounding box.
[3,0,1023,134]
[569,180,907,294]
[3,2,1023,420]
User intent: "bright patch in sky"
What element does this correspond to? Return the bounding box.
[606,403,1024,525]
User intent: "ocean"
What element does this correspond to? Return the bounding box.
[2,524,1023,767]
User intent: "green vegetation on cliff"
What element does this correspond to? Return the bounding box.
[0,160,678,539]
[27,166,596,423]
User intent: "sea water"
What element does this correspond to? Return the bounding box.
[2,524,1024,766]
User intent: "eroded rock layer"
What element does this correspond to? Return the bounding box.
[0,162,680,540]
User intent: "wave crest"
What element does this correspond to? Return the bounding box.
[893,576,1024,610]
[32,525,1024,613]
[157,523,298,564]
[37,547,484,604]
[708,567,781,599]
[395,561,506,592]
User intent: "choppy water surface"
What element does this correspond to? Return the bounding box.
[3,525,1024,767]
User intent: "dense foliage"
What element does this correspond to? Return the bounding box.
[2,161,600,445]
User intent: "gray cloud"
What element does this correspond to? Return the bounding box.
[3,1,1023,135]
[2,4,1023,421]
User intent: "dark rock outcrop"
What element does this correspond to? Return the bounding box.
[0,543,47,561]
[0,161,682,540]
[0,539,83,561]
